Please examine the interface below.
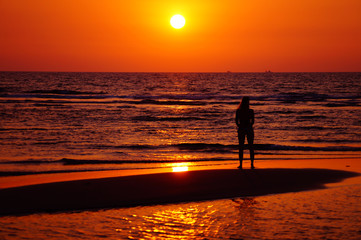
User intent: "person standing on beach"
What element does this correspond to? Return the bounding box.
[235,96,255,169]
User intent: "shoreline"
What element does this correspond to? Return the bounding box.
[0,158,360,216]
[0,158,360,189]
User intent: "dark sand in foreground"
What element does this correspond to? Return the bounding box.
[0,168,358,216]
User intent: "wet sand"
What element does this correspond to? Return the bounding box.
[0,166,359,216]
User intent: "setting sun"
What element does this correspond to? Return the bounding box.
[170,14,186,29]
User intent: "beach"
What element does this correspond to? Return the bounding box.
[0,158,360,216]
[1,158,361,239]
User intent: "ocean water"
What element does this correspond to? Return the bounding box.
[1,72,361,176]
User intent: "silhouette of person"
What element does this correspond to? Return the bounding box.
[235,96,255,169]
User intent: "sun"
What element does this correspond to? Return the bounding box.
[170,14,186,29]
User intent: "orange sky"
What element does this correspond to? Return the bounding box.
[1,0,360,72]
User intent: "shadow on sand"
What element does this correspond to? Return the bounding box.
[0,168,359,216]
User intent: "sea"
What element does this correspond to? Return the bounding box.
[0,72,360,175]
[1,72,361,239]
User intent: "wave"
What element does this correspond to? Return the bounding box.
[0,158,236,177]
[253,92,361,102]
[90,143,361,152]
[136,99,207,106]
[0,157,234,166]
[297,115,327,120]
[26,90,107,95]
[174,143,361,152]
[131,116,206,122]
[0,127,48,132]
[0,159,56,165]
[324,102,360,108]
[2,91,361,103]
[0,168,117,177]
[60,157,235,165]
[0,94,113,101]
[0,94,211,106]
[1,93,360,111]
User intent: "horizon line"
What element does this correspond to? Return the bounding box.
[1,70,361,74]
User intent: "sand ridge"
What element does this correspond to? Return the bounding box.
[0,168,358,216]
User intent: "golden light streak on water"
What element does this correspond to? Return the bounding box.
[172,166,189,172]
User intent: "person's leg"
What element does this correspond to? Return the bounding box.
[238,131,245,169]
[247,130,255,168]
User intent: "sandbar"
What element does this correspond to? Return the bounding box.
[0,167,359,216]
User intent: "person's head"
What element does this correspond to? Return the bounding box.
[238,96,250,110]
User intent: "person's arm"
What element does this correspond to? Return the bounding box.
[250,109,255,126]
[235,110,240,127]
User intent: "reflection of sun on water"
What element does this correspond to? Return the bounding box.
[172,166,189,172]
[126,203,222,239]
[171,161,190,172]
